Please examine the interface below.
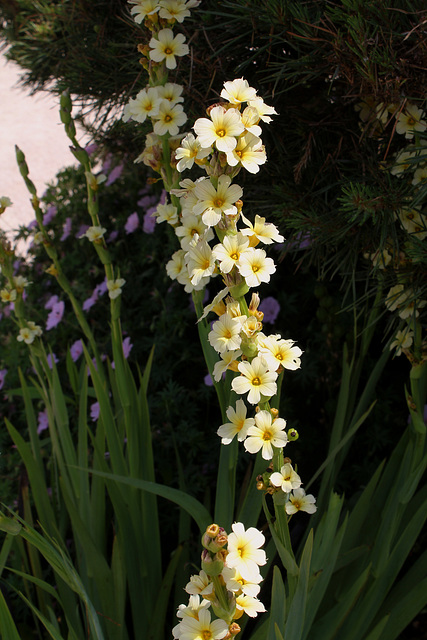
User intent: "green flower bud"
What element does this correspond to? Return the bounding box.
[287,428,299,441]
[201,549,224,577]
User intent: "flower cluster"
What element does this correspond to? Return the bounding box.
[17,321,43,345]
[173,523,266,639]
[356,98,427,360]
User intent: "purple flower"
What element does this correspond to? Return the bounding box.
[27,219,38,230]
[101,155,113,173]
[60,217,72,241]
[76,224,90,239]
[46,301,65,330]
[204,373,214,387]
[0,369,7,390]
[106,164,124,186]
[43,205,58,225]
[123,336,133,359]
[90,401,100,422]
[94,280,108,297]
[259,296,281,324]
[112,336,134,369]
[13,260,21,275]
[125,212,140,234]
[37,408,49,434]
[47,353,59,369]
[70,339,83,362]
[45,295,59,310]
[85,142,98,156]
[83,296,97,312]
[107,230,119,243]
[137,194,157,208]
[143,210,156,234]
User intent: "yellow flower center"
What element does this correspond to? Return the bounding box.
[164,47,173,55]
[216,128,226,137]
[230,252,239,260]
[407,117,416,126]
[202,259,211,270]
[252,376,261,386]
[164,115,172,122]
[252,265,260,273]
[293,501,301,510]
[213,198,224,208]
[236,150,243,157]
[202,632,212,640]
[190,228,198,236]
[224,329,232,339]
[262,429,273,441]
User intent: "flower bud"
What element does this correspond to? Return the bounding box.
[287,428,299,441]
[201,549,224,576]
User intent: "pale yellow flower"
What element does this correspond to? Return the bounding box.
[237,247,276,288]
[159,0,192,23]
[187,240,216,286]
[258,335,302,371]
[220,78,257,106]
[244,410,287,458]
[153,102,187,136]
[193,175,243,226]
[193,105,245,153]
[226,522,266,581]
[208,313,242,354]
[390,328,414,356]
[0,288,17,302]
[226,133,267,174]
[270,463,302,493]
[175,133,210,172]
[82,226,106,242]
[149,29,189,70]
[129,0,159,23]
[107,278,125,300]
[247,96,277,123]
[240,213,284,245]
[285,488,317,515]
[123,87,162,123]
[217,399,254,444]
[396,104,427,139]
[232,356,277,405]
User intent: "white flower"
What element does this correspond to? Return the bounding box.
[270,463,302,493]
[27,321,43,337]
[166,249,187,280]
[178,609,228,640]
[231,356,277,405]
[285,488,317,515]
[222,566,262,597]
[396,104,426,139]
[217,399,254,444]
[175,214,213,252]
[129,0,159,24]
[155,203,179,225]
[176,595,210,619]
[395,207,427,240]
[123,87,162,123]
[187,240,216,286]
[208,314,242,354]
[248,97,277,123]
[0,288,17,302]
[240,106,262,137]
[107,278,125,299]
[212,233,251,274]
[82,226,106,242]
[159,0,192,23]
[212,349,242,383]
[385,284,409,312]
[153,102,187,136]
[235,594,266,618]
[17,327,36,345]
[193,175,243,227]
[237,247,276,288]
[157,82,184,106]
[194,105,245,153]
[149,28,189,70]
[226,133,267,174]
[175,133,211,172]
[226,522,266,581]
[390,328,414,356]
[244,410,287,459]
[258,335,302,371]
[185,570,214,597]
[240,213,284,245]
[220,78,258,106]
